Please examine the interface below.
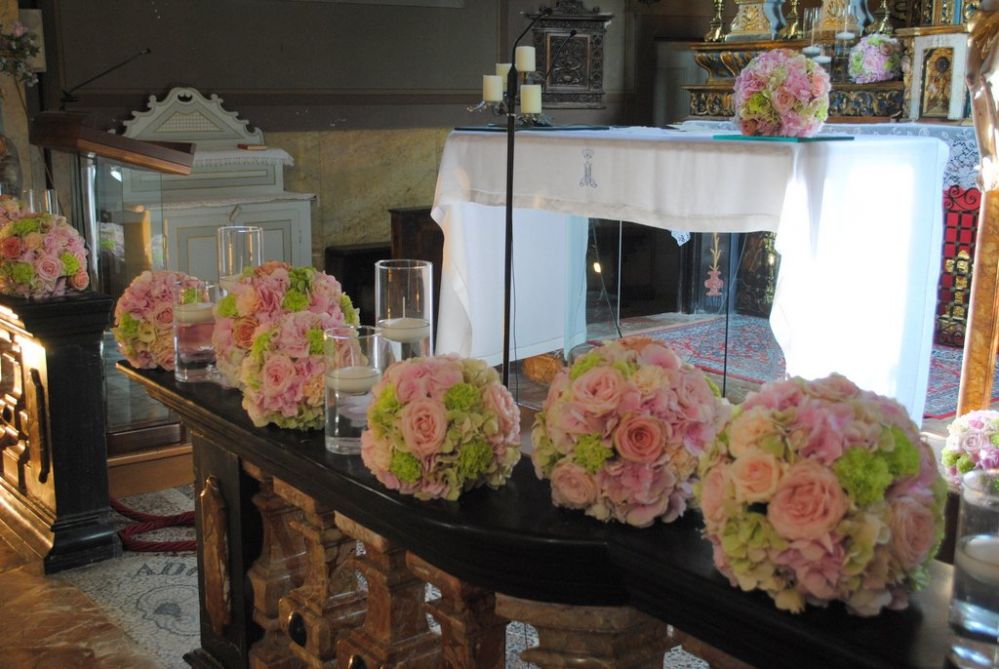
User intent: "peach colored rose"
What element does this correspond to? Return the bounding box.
[730,448,785,503]
[234,284,259,316]
[361,429,393,474]
[261,354,296,396]
[550,461,598,509]
[631,365,666,397]
[699,465,729,527]
[767,460,849,541]
[69,270,89,291]
[570,366,626,416]
[23,232,42,251]
[232,316,260,350]
[0,236,22,260]
[889,496,936,569]
[727,406,780,457]
[614,414,666,464]
[399,398,448,458]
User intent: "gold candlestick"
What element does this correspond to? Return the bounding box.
[705,0,726,42]
[870,0,893,34]
[780,0,802,39]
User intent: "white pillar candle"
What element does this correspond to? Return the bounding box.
[515,46,535,73]
[482,74,503,102]
[496,62,512,90]
[520,84,542,114]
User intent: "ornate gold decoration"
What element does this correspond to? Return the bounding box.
[199,475,231,637]
[706,0,727,42]
[816,0,861,38]
[728,0,772,40]
[780,0,802,39]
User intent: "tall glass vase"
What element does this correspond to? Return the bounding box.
[375,259,433,361]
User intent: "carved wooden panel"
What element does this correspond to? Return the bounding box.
[532,0,612,109]
[199,475,232,637]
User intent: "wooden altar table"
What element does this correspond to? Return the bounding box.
[431,127,949,421]
[121,364,954,669]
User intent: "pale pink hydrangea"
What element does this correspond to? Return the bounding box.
[113,270,201,371]
[532,336,730,528]
[695,373,947,617]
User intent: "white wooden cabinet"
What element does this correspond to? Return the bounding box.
[120,87,314,280]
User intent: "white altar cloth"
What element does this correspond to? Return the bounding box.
[431,127,948,421]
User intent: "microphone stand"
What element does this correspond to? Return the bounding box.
[501,8,551,386]
[60,48,152,110]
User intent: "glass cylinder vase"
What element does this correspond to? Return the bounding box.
[374,259,433,361]
[325,325,388,454]
[217,225,263,292]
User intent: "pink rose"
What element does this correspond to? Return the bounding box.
[483,382,520,444]
[399,398,448,458]
[699,465,729,527]
[261,354,296,396]
[550,461,598,509]
[396,362,431,403]
[151,301,174,328]
[729,448,784,503]
[35,254,62,282]
[767,460,849,541]
[570,366,626,416]
[232,316,259,349]
[889,496,936,569]
[70,270,89,291]
[1,236,22,260]
[614,414,666,464]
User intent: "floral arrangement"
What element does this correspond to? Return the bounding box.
[848,35,902,84]
[733,48,831,138]
[531,337,730,528]
[239,311,344,430]
[0,21,40,89]
[113,271,201,370]
[213,261,359,388]
[0,212,89,298]
[361,355,522,501]
[696,374,947,616]
[0,195,21,225]
[942,410,999,485]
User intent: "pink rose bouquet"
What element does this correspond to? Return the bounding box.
[213,261,359,388]
[531,337,730,528]
[734,48,831,138]
[239,311,346,430]
[362,355,521,501]
[0,212,90,299]
[849,35,901,84]
[113,271,201,370]
[696,374,947,616]
[942,410,999,484]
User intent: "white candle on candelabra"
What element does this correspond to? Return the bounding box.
[520,84,542,114]
[483,75,503,102]
[496,62,512,78]
[515,46,535,73]
[377,317,431,344]
[327,366,380,394]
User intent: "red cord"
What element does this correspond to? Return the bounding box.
[110,497,196,553]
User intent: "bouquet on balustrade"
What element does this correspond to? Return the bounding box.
[848,35,902,84]
[213,261,359,388]
[0,199,90,299]
[113,271,202,370]
[531,337,730,528]
[734,49,831,138]
[361,355,521,501]
[941,410,999,485]
[239,312,347,430]
[695,374,947,616]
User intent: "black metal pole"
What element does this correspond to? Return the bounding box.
[503,65,518,387]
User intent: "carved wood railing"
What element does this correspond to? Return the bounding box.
[120,364,953,669]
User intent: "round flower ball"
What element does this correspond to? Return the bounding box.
[239,310,345,430]
[734,48,831,138]
[213,261,359,388]
[0,213,90,299]
[695,374,947,617]
[531,337,730,528]
[849,35,901,84]
[113,270,201,370]
[362,355,522,501]
[942,410,999,485]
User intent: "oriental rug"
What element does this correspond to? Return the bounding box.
[643,314,997,420]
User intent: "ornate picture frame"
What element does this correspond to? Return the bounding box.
[908,31,970,120]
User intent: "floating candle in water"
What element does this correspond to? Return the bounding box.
[377,317,431,344]
[174,302,215,324]
[956,535,999,586]
[327,366,380,394]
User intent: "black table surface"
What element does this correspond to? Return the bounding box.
[120,363,954,669]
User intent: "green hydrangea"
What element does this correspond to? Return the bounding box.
[444,382,480,412]
[59,252,79,275]
[573,434,612,474]
[250,330,273,361]
[116,312,139,339]
[282,289,309,312]
[878,426,920,478]
[834,447,892,507]
[532,415,562,477]
[11,262,34,285]
[180,287,198,305]
[389,450,421,484]
[940,449,960,468]
[706,377,722,398]
[613,360,638,378]
[456,439,492,481]
[370,384,402,430]
[569,351,603,380]
[340,294,359,326]
[10,219,39,236]
[956,454,976,475]
[216,294,238,318]
[288,266,315,293]
[307,327,324,355]
[720,512,786,592]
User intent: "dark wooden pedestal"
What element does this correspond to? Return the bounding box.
[0,293,120,573]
